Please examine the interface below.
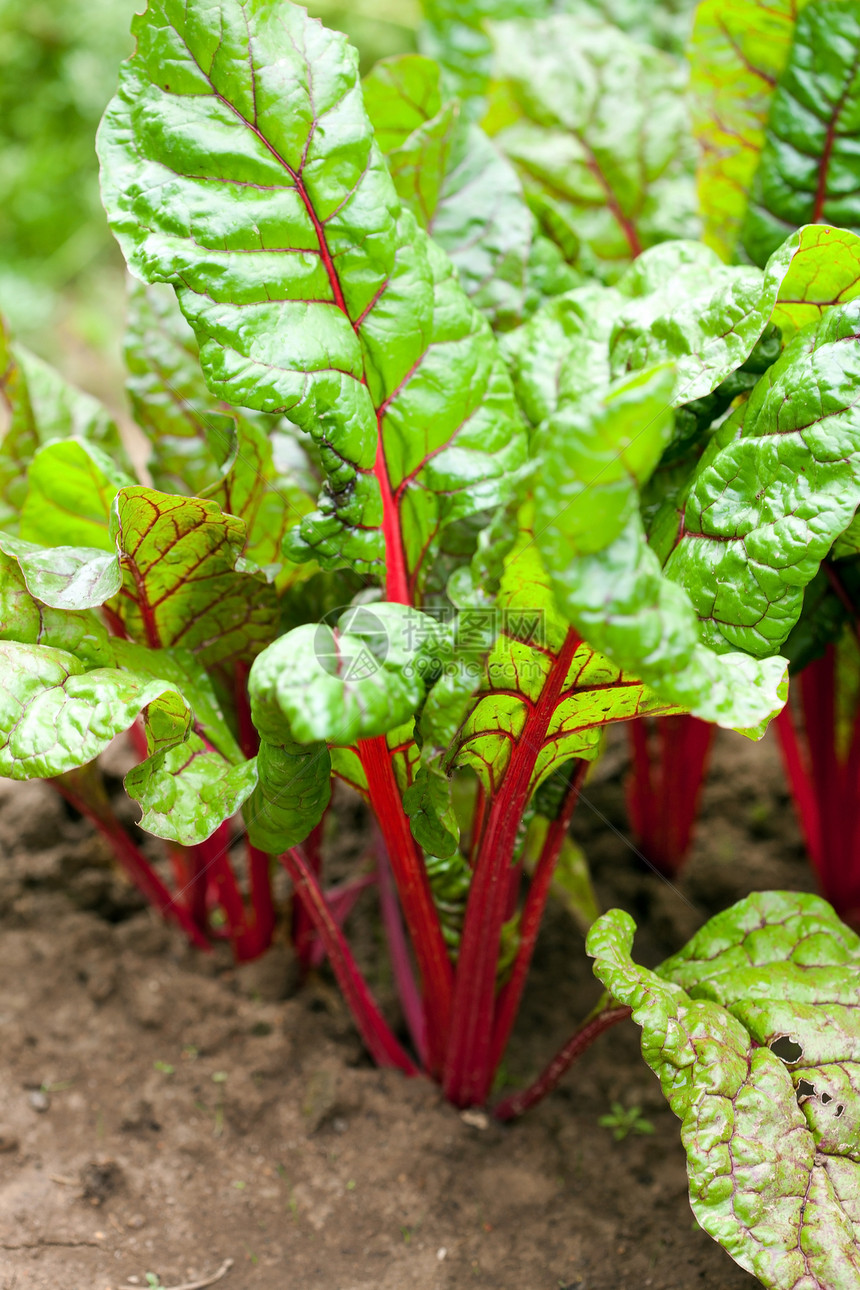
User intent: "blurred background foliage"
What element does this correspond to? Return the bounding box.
[0,0,420,400]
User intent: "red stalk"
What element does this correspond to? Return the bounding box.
[359,734,453,1076]
[52,780,209,951]
[376,829,429,1067]
[246,844,276,954]
[489,761,588,1074]
[279,849,419,1075]
[492,1003,632,1122]
[773,705,822,870]
[304,871,378,968]
[626,714,715,875]
[194,823,259,961]
[443,628,581,1107]
[293,821,325,974]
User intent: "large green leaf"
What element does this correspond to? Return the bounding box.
[0,532,121,612]
[532,366,788,729]
[666,299,860,658]
[363,54,532,330]
[740,1,860,267]
[418,0,542,107]
[108,487,278,664]
[98,0,525,590]
[688,0,810,262]
[588,893,860,1289]
[482,15,697,281]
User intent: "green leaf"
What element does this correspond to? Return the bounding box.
[532,368,788,730]
[0,640,194,779]
[666,300,860,658]
[688,0,810,262]
[483,14,697,281]
[124,278,242,498]
[98,0,525,587]
[0,547,112,666]
[450,508,677,796]
[19,439,133,551]
[501,281,623,428]
[364,54,532,330]
[109,487,278,664]
[126,281,319,591]
[250,604,440,749]
[740,2,860,267]
[610,225,860,405]
[418,0,542,108]
[125,731,258,845]
[0,533,122,612]
[403,763,461,858]
[0,318,127,530]
[588,893,860,1289]
[244,734,331,856]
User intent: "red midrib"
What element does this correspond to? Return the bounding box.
[212,90,408,602]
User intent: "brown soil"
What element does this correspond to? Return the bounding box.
[0,725,814,1290]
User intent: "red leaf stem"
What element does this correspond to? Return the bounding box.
[279,848,419,1075]
[492,1004,632,1122]
[375,828,428,1067]
[359,734,453,1076]
[443,627,581,1107]
[489,760,588,1074]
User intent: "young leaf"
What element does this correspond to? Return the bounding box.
[0,318,127,529]
[109,487,278,663]
[0,547,113,665]
[363,54,532,330]
[449,509,677,797]
[0,533,121,613]
[740,2,860,267]
[588,892,860,1289]
[666,300,860,658]
[97,0,525,592]
[125,731,258,845]
[688,0,809,262]
[483,15,697,280]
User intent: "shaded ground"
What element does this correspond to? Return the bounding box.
[0,725,812,1290]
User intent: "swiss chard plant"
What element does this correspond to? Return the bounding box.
[1,1,860,1283]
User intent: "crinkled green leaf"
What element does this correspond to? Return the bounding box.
[364,54,532,330]
[98,0,525,588]
[666,299,860,658]
[0,532,122,612]
[688,0,810,262]
[125,280,318,590]
[483,15,697,282]
[610,225,860,405]
[0,318,127,529]
[126,730,258,845]
[0,639,194,778]
[403,762,461,858]
[18,438,132,551]
[244,733,332,856]
[418,0,541,107]
[450,509,676,795]
[740,2,860,268]
[588,892,860,1289]
[501,281,623,428]
[0,547,112,666]
[532,368,788,730]
[250,604,440,749]
[108,486,278,664]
